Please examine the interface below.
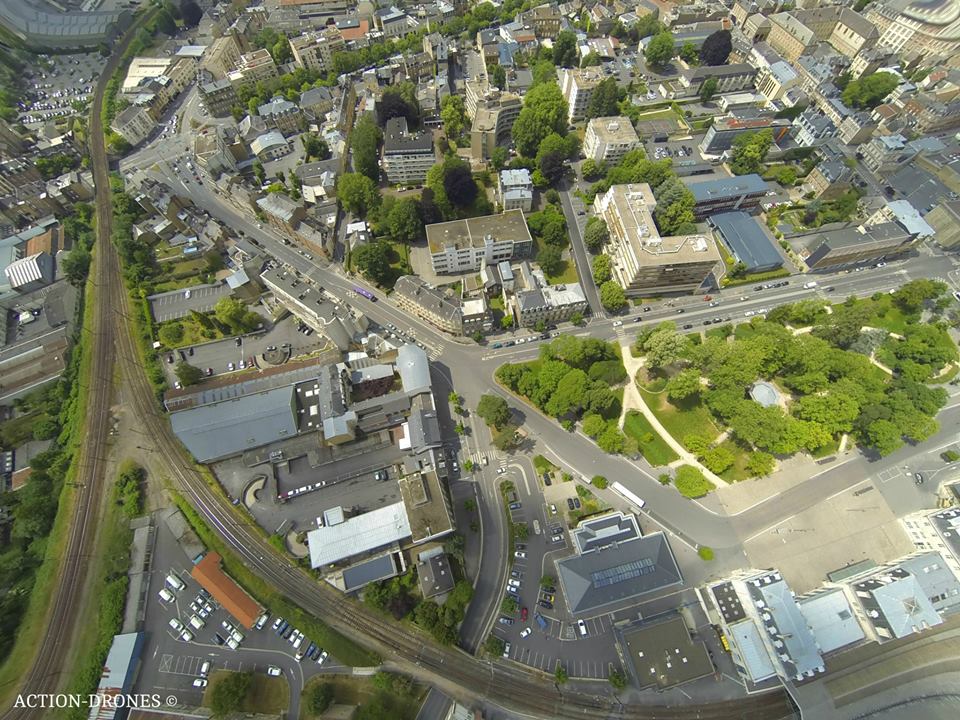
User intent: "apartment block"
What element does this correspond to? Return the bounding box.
[468,88,522,163]
[498,169,533,212]
[866,0,960,62]
[426,210,534,275]
[110,105,156,146]
[674,64,756,98]
[925,200,960,249]
[511,262,588,328]
[560,67,605,124]
[802,222,913,270]
[382,117,434,186]
[767,13,817,61]
[393,275,466,335]
[198,78,238,117]
[258,96,304,134]
[203,35,243,79]
[700,116,792,155]
[593,184,721,296]
[290,28,345,73]
[583,116,642,164]
[228,49,278,88]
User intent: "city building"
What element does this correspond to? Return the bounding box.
[594,184,722,296]
[755,61,798,102]
[801,221,914,270]
[526,3,562,38]
[793,109,838,147]
[382,117,435,186]
[699,116,793,155]
[426,210,534,275]
[686,174,769,219]
[495,169,533,212]
[924,200,960,248]
[110,105,157,147]
[418,552,456,599]
[707,570,826,684]
[229,49,279,88]
[87,632,144,720]
[557,512,682,614]
[510,262,588,328]
[559,67,606,124]
[250,131,291,161]
[803,158,856,201]
[290,27,345,73]
[841,553,960,642]
[257,96,304,134]
[204,35,243,79]
[198,78,238,117]
[709,212,784,273]
[622,617,714,690]
[868,199,935,239]
[583,117,642,164]
[3,252,54,292]
[672,64,757,98]
[767,12,817,61]
[865,0,960,63]
[0,0,130,49]
[393,275,466,335]
[902,507,960,580]
[469,91,523,163]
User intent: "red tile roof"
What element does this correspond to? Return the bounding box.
[191,552,261,629]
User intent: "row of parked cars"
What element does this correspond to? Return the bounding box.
[271,616,329,665]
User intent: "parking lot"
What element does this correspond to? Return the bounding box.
[17,51,104,128]
[136,512,344,714]
[150,283,233,322]
[492,464,621,679]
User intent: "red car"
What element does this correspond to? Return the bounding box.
[521,607,528,622]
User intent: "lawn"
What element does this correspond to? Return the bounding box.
[829,294,916,336]
[623,410,678,466]
[633,108,676,121]
[204,671,289,715]
[157,314,227,348]
[638,387,721,444]
[533,454,559,477]
[489,295,505,312]
[716,439,753,482]
[300,675,424,720]
[533,234,580,285]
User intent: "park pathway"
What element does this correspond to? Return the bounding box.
[618,341,729,487]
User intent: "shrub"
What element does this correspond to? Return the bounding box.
[591,475,608,489]
[674,465,714,498]
[698,546,715,561]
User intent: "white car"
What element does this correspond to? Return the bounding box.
[192,678,207,688]
[200,661,211,676]
[316,650,328,665]
[507,579,521,588]
[520,627,532,638]
[226,636,239,650]
[169,618,185,634]
[514,551,526,559]
[267,665,282,676]
[292,633,304,650]
[255,614,269,630]
[497,467,506,474]
[502,642,512,658]
[180,629,194,642]
[289,629,302,645]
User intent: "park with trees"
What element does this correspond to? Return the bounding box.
[630,280,958,483]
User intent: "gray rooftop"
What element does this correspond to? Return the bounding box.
[744,571,824,681]
[710,211,783,272]
[573,512,640,554]
[169,386,297,462]
[383,116,433,154]
[930,508,960,567]
[0,0,129,46]
[558,529,681,614]
[798,590,865,654]
[687,174,768,203]
[899,552,960,615]
[396,343,431,396]
[342,554,399,592]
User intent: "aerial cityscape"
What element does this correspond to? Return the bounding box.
[1,0,960,719]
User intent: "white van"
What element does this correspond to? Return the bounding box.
[188,615,205,631]
[158,588,174,603]
[577,619,588,637]
[803,281,818,289]
[165,574,185,592]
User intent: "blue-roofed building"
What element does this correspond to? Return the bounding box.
[685,174,769,220]
[709,211,784,273]
[88,632,144,720]
[341,554,402,593]
[499,41,520,68]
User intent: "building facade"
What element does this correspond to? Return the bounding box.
[560,67,605,124]
[381,117,434,186]
[583,116,642,164]
[426,210,534,275]
[687,174,769,220]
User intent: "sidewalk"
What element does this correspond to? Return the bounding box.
[618,342,729,487]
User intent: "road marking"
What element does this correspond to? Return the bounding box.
[743,512,798,543]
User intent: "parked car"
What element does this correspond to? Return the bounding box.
[267,665,282,676]
[498,616,515,626]
[514,551,526,559]
[520,627,532,638]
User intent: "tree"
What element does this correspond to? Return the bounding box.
[351,114,383,182]
[674,465,713,498]
[729,129,773,176]
[442,159,479,208]
[175,362,203,386]
[379,82,420,127]
[179,0,202,27]
[582,413,607,438]
[490,146,509,171]
[597,422,625,453]
[553,30,579,67]
[61,246,91,285]
[699,30,732,66]
[609,669,627,690]
[842,72,899,110]
[666,368,702,401]
[440,95,467,139]
[353,242,392,285]
[477,394,511,429]
[210,672,251,717]
[302,134,330,161]
[512,83,569,157]
[591,475,609,489]
[585,77,619,119]
[702,446,734,474]
[158,322,185,347]
[679,42,699,64]
[384,198,422,243]
[583,217,609,253]
[746,451,775,477]
[214,297,259,333]
[490,64,507,89]
[892,279,947,314]
[592,254,613,284]
[641,323,691,369]
[865,418,903,456]
[252,160,266,185]
[538,245,564,277]
[337,173,380,216]
[699,77,718,103]
[539,150,567,186]
[501,315,515,330]
[599,281,627,312]
[645,32,675,68]
[571,311,585,326]
[555,665,569,684]
[306,683,334,715]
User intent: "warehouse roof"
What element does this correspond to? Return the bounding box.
[169,386,297,462]
[710,212,783,272]
[307,502,412,567]
[687,174,768,202]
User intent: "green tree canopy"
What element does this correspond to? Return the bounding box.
[383,197,423,243]
[512,82,569,157]
[699,30,732,66]
[644,32,675,67]
[175,361,203,386]
[210,672,252,717]
[585,77,619,119]
[699,76,718,103]
[214,297,260,334]
[599,281,627,312]
[538,244,564,276]
[674,465,713,498]
[353,242,392,285]
[552,30,579,67]
[729,129,773,176]
[583,217,610,253]
[841,72,899,109]
[477,394,511,428]
[351,114,383,182]
[440,95,467,139]
[592,254,613,284]
[336,172,380,216]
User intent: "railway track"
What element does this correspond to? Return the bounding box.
[4,18,796,720]
[0,20,146,720]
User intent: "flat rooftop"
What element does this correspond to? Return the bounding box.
[426,209,532,253]
[587,116,640,144]
[398,469,453,544]
[623,616,714,689]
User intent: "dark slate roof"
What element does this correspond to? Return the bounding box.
[558,531,682,613]
[687,173,768,202]
[573,513,640,554]
[712,581,746,623]
[342,554,399,592]
[710,211,783,271]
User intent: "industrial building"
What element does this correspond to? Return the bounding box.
[191,552,263,629]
